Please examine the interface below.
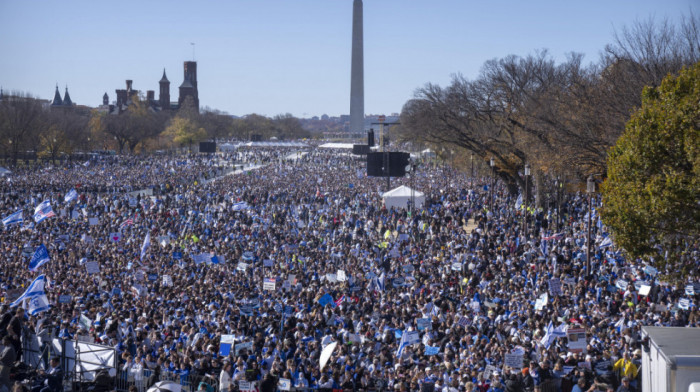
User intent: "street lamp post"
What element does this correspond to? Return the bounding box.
[586,176,595,276]
[489,157,495,212]
[555,177,561,232]
[470,153,474,179]
[523,164,530,239]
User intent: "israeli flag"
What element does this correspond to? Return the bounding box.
[29,244,50,271]
[65,189,78,203]
[33,200,56,223]
[2,210,23,227]
[370,272,386,292]
[28,294,51,316]
[232,201,249,211]
[515,193,523,210]
[10,275,51,315]
[599,236,613,249]
[396,332,408,358]
[140,232,150,260]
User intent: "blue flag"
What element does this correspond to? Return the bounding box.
[140,232,150,260]
[64,189,78,203]
[2,210,23,227]
[318,293,336,307]
[29,244,50,271]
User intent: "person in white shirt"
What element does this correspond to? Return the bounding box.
[219,362,232,392]
[131,356,145,392]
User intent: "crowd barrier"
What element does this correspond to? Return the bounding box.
[115,369,219,392]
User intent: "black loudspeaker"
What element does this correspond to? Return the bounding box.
[353,144,370,155]
[367,152,410,177]
[199,142,216,153]
[368,130,375,147]
[250,134,263,142]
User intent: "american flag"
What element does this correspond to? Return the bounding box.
[542,233,564,241]
[119,217,134,230]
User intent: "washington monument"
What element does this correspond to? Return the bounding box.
[350,0,364,134]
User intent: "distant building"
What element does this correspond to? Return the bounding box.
[99,61,199,114]
[50,85,74,108]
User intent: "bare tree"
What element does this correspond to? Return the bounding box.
[0,91,45,164]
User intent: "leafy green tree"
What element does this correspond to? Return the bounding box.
[601,62,700,280]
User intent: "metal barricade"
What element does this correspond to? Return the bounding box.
[115,369,219,392]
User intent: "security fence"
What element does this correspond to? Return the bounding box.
[115,369,219,392]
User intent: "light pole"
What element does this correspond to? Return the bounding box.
[489,157,495,212]
[523,164,530,239]
[555,177,561,232]
[470,153,474,179]
[586,176,595,276]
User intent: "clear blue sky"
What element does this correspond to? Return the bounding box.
[0,0,694,118]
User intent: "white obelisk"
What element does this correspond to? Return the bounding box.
[349,0,364,134]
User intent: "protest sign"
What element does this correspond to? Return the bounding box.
[425,346,440,356]
[85,261,100,274]
[416,318,431,331]
[639,285,651,296]
[263,278,276,291]
[549,278,562,296]
[239,305,253,316]
[567,327,587,353]
[58,294,72,304]
[505,352,523,368]
[282,280,292,291]
[219,335,235,356]
[238,381,257,392]
[278,378,291,391]
[535,293,548,310]
[484,365,498,378]
[616,279,628,291]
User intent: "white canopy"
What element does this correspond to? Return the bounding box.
[382,185,425,210]
[318,143,354,149]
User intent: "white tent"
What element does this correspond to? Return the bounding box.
[382,185,425,210]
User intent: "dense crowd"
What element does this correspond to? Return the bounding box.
[0,146,697,392]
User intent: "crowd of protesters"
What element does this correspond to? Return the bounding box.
[0,144,698,392]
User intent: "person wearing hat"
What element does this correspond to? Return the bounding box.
[616,376,636,392]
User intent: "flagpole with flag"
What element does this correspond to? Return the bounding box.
[33,200,56,224]
[64,189,78,203]
[2,210,23,227]
[29,244,51,271]
[10,275,51,315]
[140,232,150,261]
